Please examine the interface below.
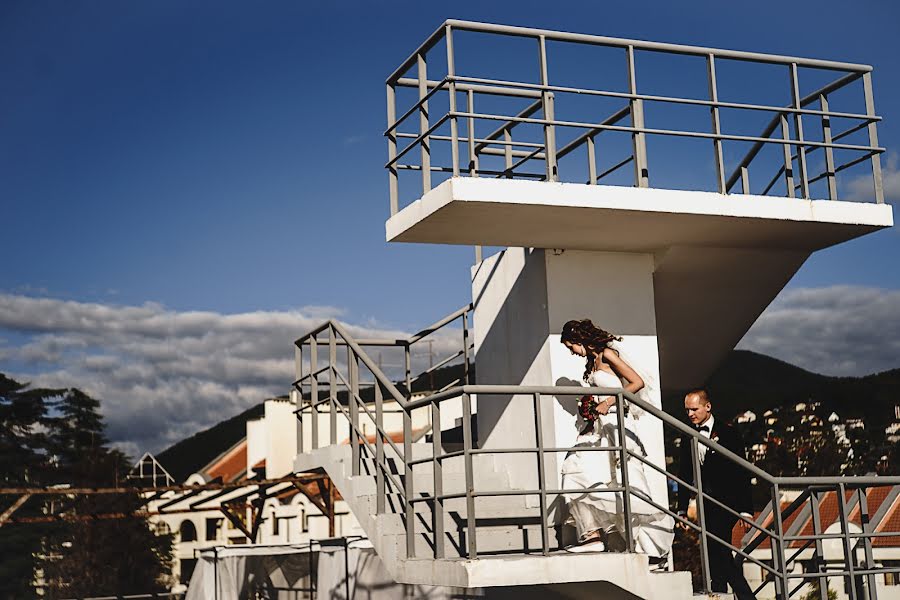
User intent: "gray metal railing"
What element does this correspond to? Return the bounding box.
[293,318,900,599]
[385,20,885,214]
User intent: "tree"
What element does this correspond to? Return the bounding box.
[0,374,59,600]
[41,447,174,598]
[34,386,173,598]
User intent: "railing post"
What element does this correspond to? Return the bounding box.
[432,400,445,558]
[386,83,399,216]
[810,489,829,600]
[462,312,471,385]
[626,45,649,187]
[503,126,513,177]
[790,64,810,199]
[295,343,304,453]
[467,89,478,177]
[404,405,415,558]
[586,134,597,185]
[445,24,460,177]
[857,487,877,599]
[404,344,412,401]
[862,73,885,204]
[740,166,750,194]
[417,52,432,194]
[349,351,360,477]
[771,483,790,600]
[461,391,477,558]
[819,94,838,200]
[375,381,385,515]
[780,114,796,198]
[707,54,727,194]
[310,337,319,450]
[329,327,337,445]
[537,36,558,182]
[836,483,859,600]
[692,436,712,593]
[615,393,634,553]
[532,392,549,555]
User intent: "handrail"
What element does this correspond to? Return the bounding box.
[407,383,775,482]
[407,303,473,344]
[328,320,408,407]
[441,20,872,72]
[387,20,872,85]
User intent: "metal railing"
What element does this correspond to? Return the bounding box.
[385,20,885,214]
[293,318,900,599]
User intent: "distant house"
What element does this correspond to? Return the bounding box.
[146,390,436,593]
[145,398,365,592]
[734,488,900,600]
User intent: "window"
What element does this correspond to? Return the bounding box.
[179,520,197,542]
[205,517,222,541]
[180,558,197,585]
[885,562,900,586]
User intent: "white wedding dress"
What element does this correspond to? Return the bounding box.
[560,368,674,558]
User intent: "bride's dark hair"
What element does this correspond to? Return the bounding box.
[561,319,622,382]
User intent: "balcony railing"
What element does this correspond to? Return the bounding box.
[385,20,885,215]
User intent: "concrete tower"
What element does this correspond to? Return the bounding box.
[385,20,891,529]
[294,20,894,598]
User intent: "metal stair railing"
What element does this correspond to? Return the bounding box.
[290,317,900,597]
[292,307,474,557]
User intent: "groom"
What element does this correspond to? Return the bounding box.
[677,389,755,600]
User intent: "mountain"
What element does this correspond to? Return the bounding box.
[662,350,900,423]
[156,401,265,483]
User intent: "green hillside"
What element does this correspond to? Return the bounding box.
[156,401,265,483]
[663,349,900,423]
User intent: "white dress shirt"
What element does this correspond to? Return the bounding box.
[696,414,714,464]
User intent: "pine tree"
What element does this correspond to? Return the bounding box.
[0,374,58,600]
[37,387,174,599]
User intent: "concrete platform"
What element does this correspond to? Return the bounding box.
[386,178,893,252]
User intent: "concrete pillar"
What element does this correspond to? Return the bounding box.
[472,247,667,520]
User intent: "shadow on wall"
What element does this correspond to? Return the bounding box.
[473,248,550,447]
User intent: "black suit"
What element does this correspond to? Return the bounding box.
[678,418,755,599]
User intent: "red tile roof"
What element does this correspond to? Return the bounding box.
[733,487,900,552]
[873,492,900,547]
[205,440,248,483]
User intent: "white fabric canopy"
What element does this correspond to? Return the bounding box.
[185,540,457,600]
[186,544,315,600]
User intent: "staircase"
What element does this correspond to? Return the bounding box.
[296,441,694,598]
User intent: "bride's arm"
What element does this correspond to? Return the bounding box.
[601,348,644,394]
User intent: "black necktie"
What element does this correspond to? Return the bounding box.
[697,425,710,432]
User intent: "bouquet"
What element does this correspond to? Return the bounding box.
[578,394,602,423]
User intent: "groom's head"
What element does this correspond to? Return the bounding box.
[684,389,712,426]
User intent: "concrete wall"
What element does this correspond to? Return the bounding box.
[264,398,298,478]
[246,418,265,474]
[471,248,667,515]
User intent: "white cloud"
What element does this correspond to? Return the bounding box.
[738,285,900,377]
[6,286,895,458]
[0,294,462,457]
[846,152,900,204]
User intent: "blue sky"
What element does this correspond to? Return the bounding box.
[1,0,898,454]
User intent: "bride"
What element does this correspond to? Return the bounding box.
[559,319,674,557]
